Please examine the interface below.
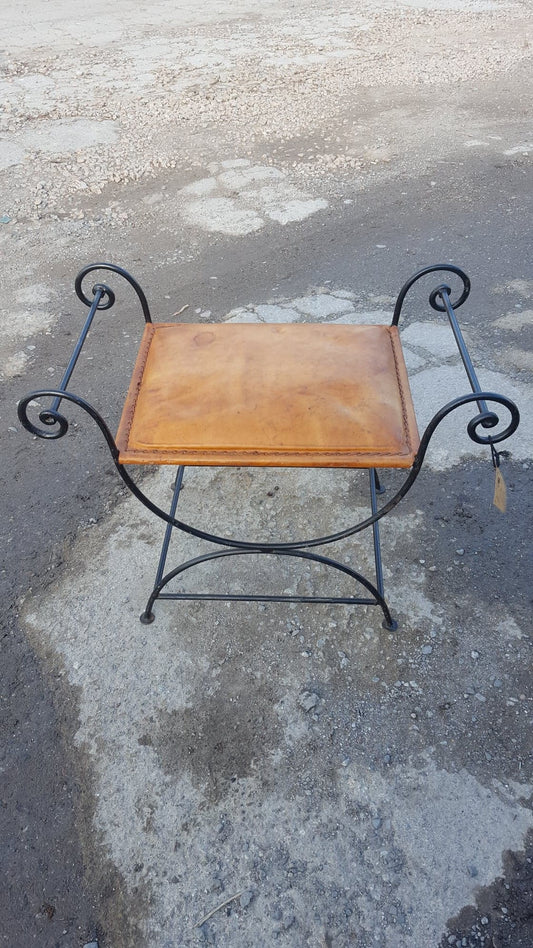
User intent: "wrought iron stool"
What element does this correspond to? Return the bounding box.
[18,263,520,629]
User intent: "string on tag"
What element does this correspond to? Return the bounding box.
[490,443,507,513]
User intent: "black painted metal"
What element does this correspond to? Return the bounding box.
[432,285,494,424]
[369,469,384,598]
[48,287,106,419]
[393,263,490,418]
[373,469,385,495]
[392,263,471,325]
[18,387,119,445]
[17,262,521,633]
[154,466,184,588]
[139,546,397,629]
[74,262,152,323]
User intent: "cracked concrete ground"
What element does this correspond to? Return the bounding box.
[1,0,532,946]
[20,292,533,946]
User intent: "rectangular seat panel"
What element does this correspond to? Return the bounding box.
[116,323,420,467]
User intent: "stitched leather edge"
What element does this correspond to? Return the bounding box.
[116,323,420,466]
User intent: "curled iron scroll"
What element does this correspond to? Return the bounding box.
[74,262,152,322]
[417,391,520,459]
[392,264,471,325]
[17,389,119,452]
[465,396,520,445]
[23,403,69,439]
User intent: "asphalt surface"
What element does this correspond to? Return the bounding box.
[3,153,532,945]
[1,1,532,944]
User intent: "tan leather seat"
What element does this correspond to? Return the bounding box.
[116,322,420,468]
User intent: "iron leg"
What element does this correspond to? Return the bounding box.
[370,469,398,631]
[140,467,184,623]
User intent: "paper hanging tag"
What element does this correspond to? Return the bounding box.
[493,466,507,513]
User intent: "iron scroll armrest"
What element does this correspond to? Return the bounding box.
[392,264,471,325]
[392,264,501,430]
[74,263,152,323]
[29,263,152,433]
[413,390,520,463]
[17,388,120,453]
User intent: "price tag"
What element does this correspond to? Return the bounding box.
[491,444,507,513]
[493,466,507,513]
